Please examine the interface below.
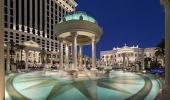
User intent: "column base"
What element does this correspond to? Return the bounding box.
[91,67,97,71]
[155,85,170,100]
[5,71,11,75]
[142,70,147,74]
[91,68,97,77]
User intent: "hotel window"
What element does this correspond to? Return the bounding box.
[47,5,49,10]
[10,9,13,15]
[27,36,30,40]
[4,0,8,6]
[47,11,49,16]
[4,15,8,22]
[5,38,8,42]
[10,0,13,8]
[4,34,8,38]
[47,29,49,33]
[4,23,8,28]
[4,8,8,14]
[47,23,49,27]
[47,0,49,4]
[32,37,35,41]
[16,33,19,36]
[51,19,53,23]
[10,17,13,23]
[10,24,13,29]
[10,35,13,38]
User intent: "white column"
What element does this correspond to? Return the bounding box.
[122,53,126,69]
[6,42,10,73]
[40,0,43,36]
[65,43,69,69]
[19,0,22,31]
[24,0,28,32]
[84,57,87,68]
[34,0,38,35]
[127,57,129,67]
[163,0,170,89]
[25,50,28,71]
[59,39,63,70]
[79,45,83,69]
[44,0,47,38]
[142,49,145,71]
[0,0,4,98]
[7,0,10,28]
[92,36,96,68]
[52,1,55,40]
[29,0,33,34]
[51,54,53,64]
[72,34,78,69]
[49,0,51,38]
[13,0,16,30]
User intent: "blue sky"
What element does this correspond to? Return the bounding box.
[76,0,164,58]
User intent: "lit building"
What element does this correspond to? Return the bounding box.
[100,44,157,67]
[3,0,77,72]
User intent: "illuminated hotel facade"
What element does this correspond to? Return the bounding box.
[100,44,158,67]
[3,0,77,72]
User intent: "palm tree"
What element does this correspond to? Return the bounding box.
[155,38,165,66]
[144,57,151,68]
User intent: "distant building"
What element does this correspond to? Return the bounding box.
[100,44,157,67]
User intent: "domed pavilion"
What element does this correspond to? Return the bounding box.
[55,11,102,70]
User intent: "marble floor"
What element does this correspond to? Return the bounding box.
[5,70,162,100]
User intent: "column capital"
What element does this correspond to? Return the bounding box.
[29,28,33,34]
[71,32,78,37]
[161,0,170,7]
[24,26,28,33]
[91,36,96,42]
[58,38,63,42]
[19,25,22,31]
[35,29,38,35]
[40,31,43,37]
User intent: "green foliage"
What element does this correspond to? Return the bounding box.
[155,38,165,57]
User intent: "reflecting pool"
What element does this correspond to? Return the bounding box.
[5,71,162,100]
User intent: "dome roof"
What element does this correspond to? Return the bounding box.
[60,11,96,23]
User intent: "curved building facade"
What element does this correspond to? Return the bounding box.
[100,44,159,68]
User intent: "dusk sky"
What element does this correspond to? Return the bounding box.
[76,0,165,58]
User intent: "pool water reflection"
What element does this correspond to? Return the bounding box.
[5,71,162,100]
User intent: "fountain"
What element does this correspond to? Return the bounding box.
[55,11,102,78]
